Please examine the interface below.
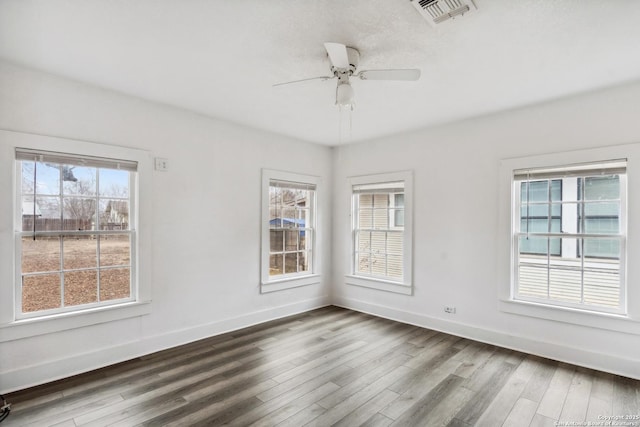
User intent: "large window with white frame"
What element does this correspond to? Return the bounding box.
[261,169,320,293]
[512,160,626,314]
[15,148,138,319]
[346,171,413,295]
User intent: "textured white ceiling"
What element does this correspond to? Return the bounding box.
[1,0,640,145]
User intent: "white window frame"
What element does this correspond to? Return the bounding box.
[260,169,321,293]
[0,131,152,342]
[498,144,640,335]
[512,161,627,314]
[346,171,413,295]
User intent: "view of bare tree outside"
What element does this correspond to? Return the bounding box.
[19,157,133,314]
[268,181,315,277]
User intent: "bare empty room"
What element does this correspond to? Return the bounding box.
[0,1,639,426]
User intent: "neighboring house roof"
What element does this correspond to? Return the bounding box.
[22,200,42,216]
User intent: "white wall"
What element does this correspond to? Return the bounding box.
[332,81,640,379]
[0,61,333,393]
[2,59,639,393]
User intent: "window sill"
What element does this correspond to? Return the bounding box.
[345,275,412,295]
[261,274,320,293]
[0,301,152,342]
[499,299,640,335]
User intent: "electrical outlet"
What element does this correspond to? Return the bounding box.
[154,157,168,172]
[444,306,456,314]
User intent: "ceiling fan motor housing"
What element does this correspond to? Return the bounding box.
[331,47,360,76]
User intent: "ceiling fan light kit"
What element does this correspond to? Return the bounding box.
[336,82,355,108]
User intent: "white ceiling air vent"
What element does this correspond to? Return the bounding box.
[410,0,477,26]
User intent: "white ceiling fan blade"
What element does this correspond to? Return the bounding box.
[324,42,350,69]
[357,69,421,81]
[273,75,334,87]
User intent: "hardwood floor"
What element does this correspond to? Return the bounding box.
[4,306,640,426]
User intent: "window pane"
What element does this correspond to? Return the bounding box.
[284,253,298,274]
[22,237,60,273]
[519,232,550,255]
[373,194,389,208]
[583,217,619,235]
[63,166,96,196]
[522,203,550,218]
[359,194,373,208]
[63,236,97,270]
[99,169,129,198]
[357,231,371,251]
[393,209,404,227]
[99,235,130,267]
[583,261,620,308]
[270,230,284,252]
[548,242,582,303]
[35,162,61,195]
[550,180,562,201]
[285,230,299,251]
[373,208,388,229]
[584,176,619,201]
[99,200,129,230]
[282,189,298,205]
[269,208,279,226]
[22,196,61,232]
[358,207,373,229]
[356,253,370,275]
[370,254,386,277]
[281,208,297,226]
[518,263,548,299]
[297,208,309,225]
[521,181,549,203]
[394,194,404,208]
[63,197,96,230]
[64,270,98,306]
[371,231,386,253]
[298,252,310,273]
[23,274,61,312]
[387,255,403,280]
[387,232,403,256]
[299,230,309,251]
[100,268,130,301]
[269,187,282,226]
[21,162,36,195]
[584,201,619,218]
[269,254,284,276]
[584,237,620,259]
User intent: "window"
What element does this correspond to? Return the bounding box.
[346,171,413,294]
[15,148,137,319]
[261,170,320,293]
[513,160,626,313]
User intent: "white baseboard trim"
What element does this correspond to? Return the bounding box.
[0,296,331,394]
[333,296,640,380]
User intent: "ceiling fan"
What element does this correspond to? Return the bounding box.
[274,42,421,109]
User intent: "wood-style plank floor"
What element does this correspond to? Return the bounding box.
[4,306,640,426]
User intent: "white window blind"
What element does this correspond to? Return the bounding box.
[16,148,138,172]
